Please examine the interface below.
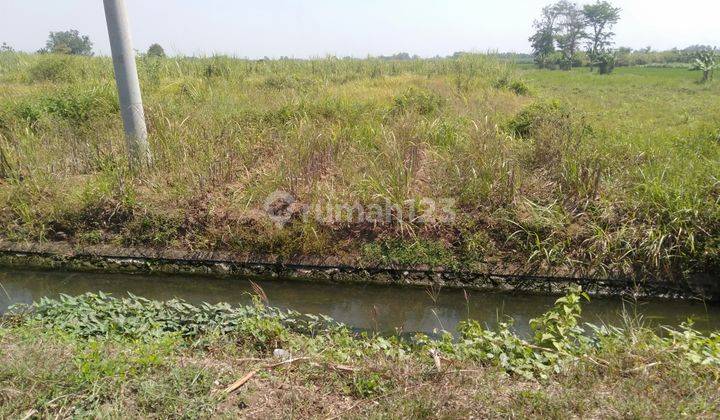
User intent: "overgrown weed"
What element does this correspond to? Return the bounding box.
[1,288,719,417]
[0,54,717,280]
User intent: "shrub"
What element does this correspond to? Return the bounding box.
[43,93,95,123]
[28,56,80,83]
[41,86,118,124]
[392,88,445,116]
[7,86,117,127]
[506,100,571,139]
[494,76,531,95]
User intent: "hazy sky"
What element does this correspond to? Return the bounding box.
[1,0,718,58]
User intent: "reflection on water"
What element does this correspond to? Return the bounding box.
[0,269,718,336]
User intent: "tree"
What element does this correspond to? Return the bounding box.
[530,1,587,70]
[583,1,621,69]
[692,50,718,83]
[147,43,166,58]
[529,4,561,68]
[0,42,13,53]
[683,45,717,54]
[554,1,586,70]
[40,30,93,56]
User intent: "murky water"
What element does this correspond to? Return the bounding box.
[1,268,719,336]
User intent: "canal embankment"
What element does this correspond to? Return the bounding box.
[0,240,717,301]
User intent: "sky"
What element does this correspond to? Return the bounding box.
[1,0,718,58]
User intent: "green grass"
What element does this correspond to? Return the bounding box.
[1,290,718,418]
[0,52,718,280]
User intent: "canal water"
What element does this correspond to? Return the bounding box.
[1,268,718,336]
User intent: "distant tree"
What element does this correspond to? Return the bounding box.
[582,1,621,70]
[0,42,13,53]
[683,45,718,54]
[40,30,93,56]
[530,1,587,70]
[616,47,632,55]
[692,50,718,83]
[613,46,633,66]
[529,4,561,68]
[554,1,586,70]
[379,52,417,61]
[147,43,166,58]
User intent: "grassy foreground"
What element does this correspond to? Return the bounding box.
[0,52,718,280]
[1,289,719,418]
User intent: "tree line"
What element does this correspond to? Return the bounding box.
[2,28,716,81]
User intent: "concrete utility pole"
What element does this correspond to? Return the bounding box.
[103,0,151,167]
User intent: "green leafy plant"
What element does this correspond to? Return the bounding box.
[7,287,720,383]
[664,322,720,367]
[594,52,616,74]
[437,286,591,379]
[16,292,340,349]
[530,285,590,354]
[351,372,388,398]
[691,51,718,83]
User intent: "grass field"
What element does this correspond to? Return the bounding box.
[0,53,718,280]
